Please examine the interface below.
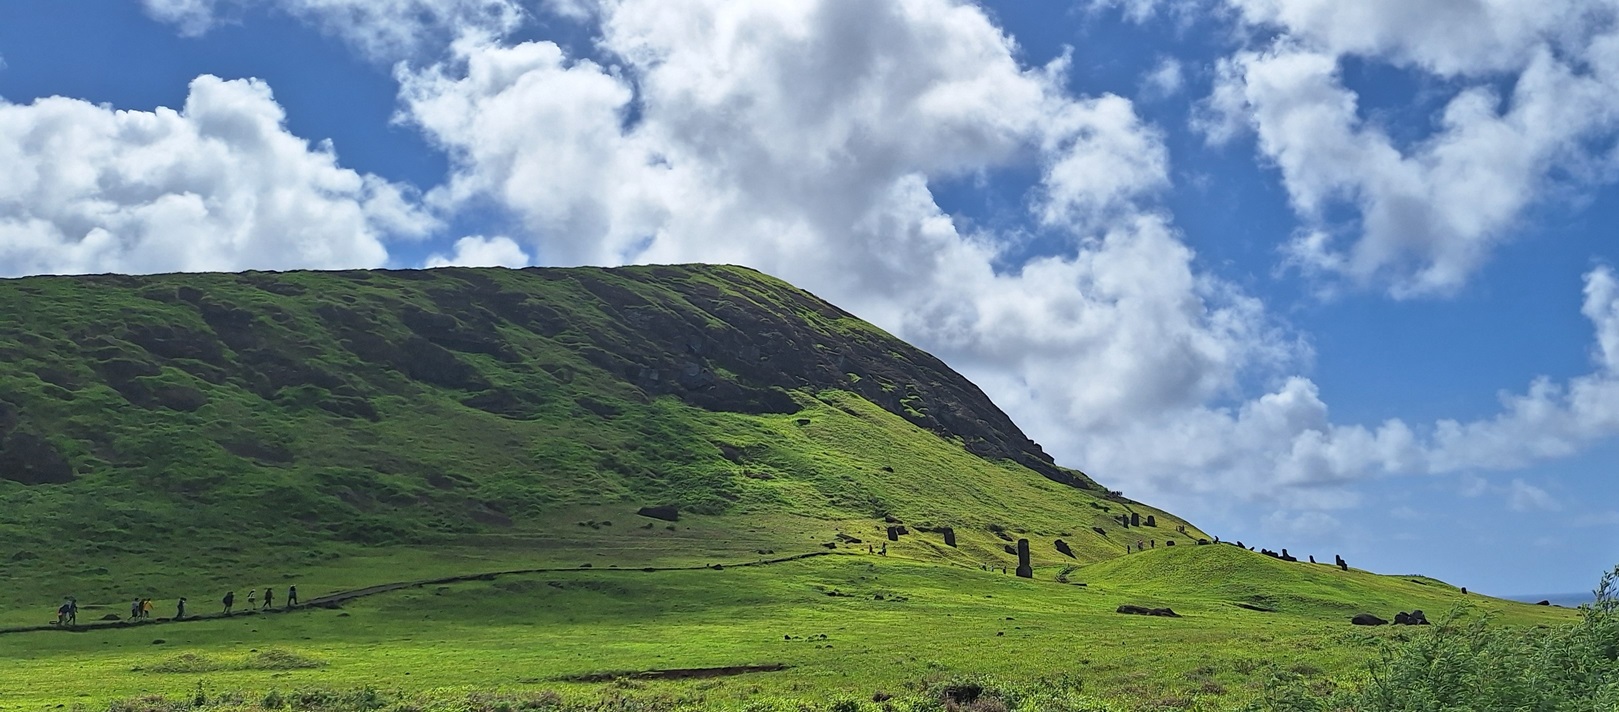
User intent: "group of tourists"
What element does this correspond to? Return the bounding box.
[48,585,301,627]
[128,598,156,619]
[221,586,298,615]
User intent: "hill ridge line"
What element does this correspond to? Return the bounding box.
[0,551,833,637]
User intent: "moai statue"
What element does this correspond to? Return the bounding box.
[1145,515,1156,527]
[942,527,957,547]
[1309,555,1316,564]
[1150,540,1156,548]
[1015,539,1033,579]
[1130,512,1140,527]
[1054,539,1074,557]
[886,526,900,542]
[1335,554,1347,572]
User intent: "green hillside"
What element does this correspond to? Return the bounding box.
[0,264,1201,609]
[0,265,1583,710]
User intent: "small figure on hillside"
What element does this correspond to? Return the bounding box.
[65,598,77,626]
[879,543,887,556]
[287,585,298,608]
[131,598,142,620]
[262,587,274,609]
[1461,587,1468,595]
[223,591,235,616]
[247,589,256,608]
[1150,540,1156,549]
[141,598,153,619]
[176,597,187,620]
[55,602,70,626]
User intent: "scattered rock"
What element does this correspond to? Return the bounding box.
[1537,600,1551,606]
[152,639,166,645]
[1393,610,1430,625]
[1092,526,1107,537]
[1350,613,1388,626]
[100,614,122,621]
[1116,605,1180,618]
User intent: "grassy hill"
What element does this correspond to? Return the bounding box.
[0,264,1580,710]
[0,264,1201,609]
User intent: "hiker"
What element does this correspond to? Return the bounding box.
[287,585,298,608]
[141,598,153,619]
[131,598,141,620]
[262,587,273,609]
[246,589,256,608]
[176,597,187,620]
[55,602,70,626]
[65,598,77,626]
[223,591,235,615]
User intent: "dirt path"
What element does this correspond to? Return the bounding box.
[0,551,833,636]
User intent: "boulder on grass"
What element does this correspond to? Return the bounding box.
[636,505,679,522]
[1351,613,1387,626]
[1116,605,1180,617]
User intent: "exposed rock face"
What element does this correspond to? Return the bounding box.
[1116,605,1179,617]
[636,505,679,522]
[0,402,74,485]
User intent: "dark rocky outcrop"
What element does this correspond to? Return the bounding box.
[1351,613,1388,626]
[1054,539,1074,558]
[1393,610,1430,625]
[1116,605,1179,617]
[636,505,679,522]
[0,432,74,485]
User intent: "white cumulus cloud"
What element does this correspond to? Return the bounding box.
[141,0,526,61]
[0,75,432,277]
[425,235,530,268]
[1203,0,1619,297]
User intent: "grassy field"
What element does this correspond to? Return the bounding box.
[0,546,1575,711]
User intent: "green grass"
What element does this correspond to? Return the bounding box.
[0,550,1574,711]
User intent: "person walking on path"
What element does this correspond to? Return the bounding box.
[223,591,235,616]
[65,597,77,626]
[130,598,141,620]
[246,589,256,608]
[286,585,298,608]
[176,597,187,620]
[141,598,153,619]
[261,587,273,610]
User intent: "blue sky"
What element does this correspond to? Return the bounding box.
[2,0,1617,596]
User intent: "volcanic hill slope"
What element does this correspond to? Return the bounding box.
[0,264,1201,606]
[0,265,1579,709]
